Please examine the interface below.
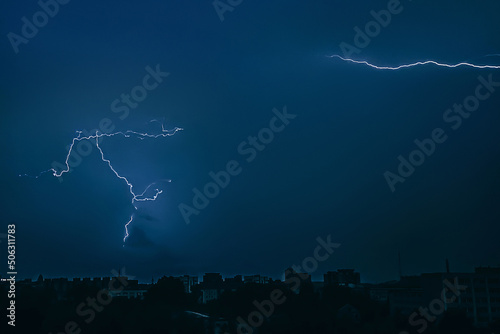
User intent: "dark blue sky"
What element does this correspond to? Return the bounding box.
[2,0,500,283]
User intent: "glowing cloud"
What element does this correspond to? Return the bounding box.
[20,121,182,244]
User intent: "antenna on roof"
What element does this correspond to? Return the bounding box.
[398,251,402,279]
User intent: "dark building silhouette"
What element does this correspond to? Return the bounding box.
[174,275,199,293]
[364,267,500,327]
[199,273,224,304]
[324,269,361,287]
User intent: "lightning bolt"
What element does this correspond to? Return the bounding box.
[124,215,133,244]
[20,121,183,244]
[328,54,500,70]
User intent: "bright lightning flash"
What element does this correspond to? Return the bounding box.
[328,54,500,70]
[20,121,182,244]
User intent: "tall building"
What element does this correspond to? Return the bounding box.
[203,273,223,284]
[368,266,500,327]
[420,267,500,327]
[174,275,199,293]
[324,269,361,287]
[224,275,244,291]
[243,274,270,284]
[200,273,224,304]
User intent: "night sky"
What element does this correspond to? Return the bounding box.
[2,0,500,284]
